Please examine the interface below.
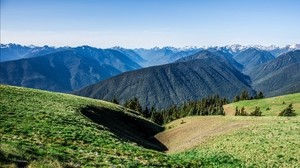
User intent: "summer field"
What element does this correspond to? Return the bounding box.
[158,116,300,167]
[223,93,300,116]
[0,85,176,167]
[1,85,299,167]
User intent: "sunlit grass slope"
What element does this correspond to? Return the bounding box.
[0,85,176,167]
[1,85,299,167]
[173,116,300,167]
[224,93,300,116]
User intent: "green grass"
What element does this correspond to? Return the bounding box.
[0,85,179,167]
[174,116,300,167]
[1,84,300,167]
[224,93,300,116]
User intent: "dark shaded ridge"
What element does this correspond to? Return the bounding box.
[79,105,167,151]
[0,149,29,167]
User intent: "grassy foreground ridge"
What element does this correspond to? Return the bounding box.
[0,85,177,167]
[1,85,300,167]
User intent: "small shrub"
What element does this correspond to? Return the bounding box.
[266,107,270,111]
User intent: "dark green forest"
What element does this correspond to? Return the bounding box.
[117,90,265,125]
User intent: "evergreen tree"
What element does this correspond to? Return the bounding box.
[250,107,262,116]
[111,98,119,104]
[240,107,248,116]
[124,97,142,113]
[124,95,229,125]
[256,92,264,99]
[142,107,150,118]
[234,95,240,102]
[279,103,296,116]
[241,90,249,100]
[235,106,240,116]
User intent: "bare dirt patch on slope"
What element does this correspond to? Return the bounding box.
[155,116,261,154]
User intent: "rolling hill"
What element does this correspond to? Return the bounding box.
[0,46,141,92]
[158,115,300,167]
[223,92,300,116]
[74,50,254,109]
[1,85,299,167]
[0,85,170,167]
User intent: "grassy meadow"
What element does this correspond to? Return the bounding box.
[224,93,300,116]
[1,84,299,167]
[0,85,178,167]
[170,116,300,167]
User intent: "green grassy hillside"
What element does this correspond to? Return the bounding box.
[1,85,300,167]
[172,116,300,167]
[224,93,300,116]
[0,85,176,167]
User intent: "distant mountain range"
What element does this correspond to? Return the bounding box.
[246,50,300,97]
[0,46,141,92]
[233,48,275,72]
[74,49,300,109]
[2,43,299,65]
[0,43,69,62]
[74,50,254,109]
[1,43,299,109]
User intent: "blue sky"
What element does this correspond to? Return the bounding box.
[1,0,299,48]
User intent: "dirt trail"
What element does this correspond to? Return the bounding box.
[155,116,255,154]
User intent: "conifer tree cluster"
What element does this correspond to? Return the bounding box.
[235,106,262,116]
[235,106,248,116]
[150,96,228,124]
[233,90,264,102]
[118,95,228,125]
[279,103,296,116]
[124,97,142,114]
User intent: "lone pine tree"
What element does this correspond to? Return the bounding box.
[279,103,296,116]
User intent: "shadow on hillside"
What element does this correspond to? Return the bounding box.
[0,150,29,167]
[79,105,167,151]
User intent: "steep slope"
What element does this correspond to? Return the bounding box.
[0,47,141,92]
[0,85,173,167]
[75,52,253,109]
[233,48,275,71]
[246,50,300,96]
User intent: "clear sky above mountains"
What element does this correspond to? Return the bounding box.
[1,0,299,48]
